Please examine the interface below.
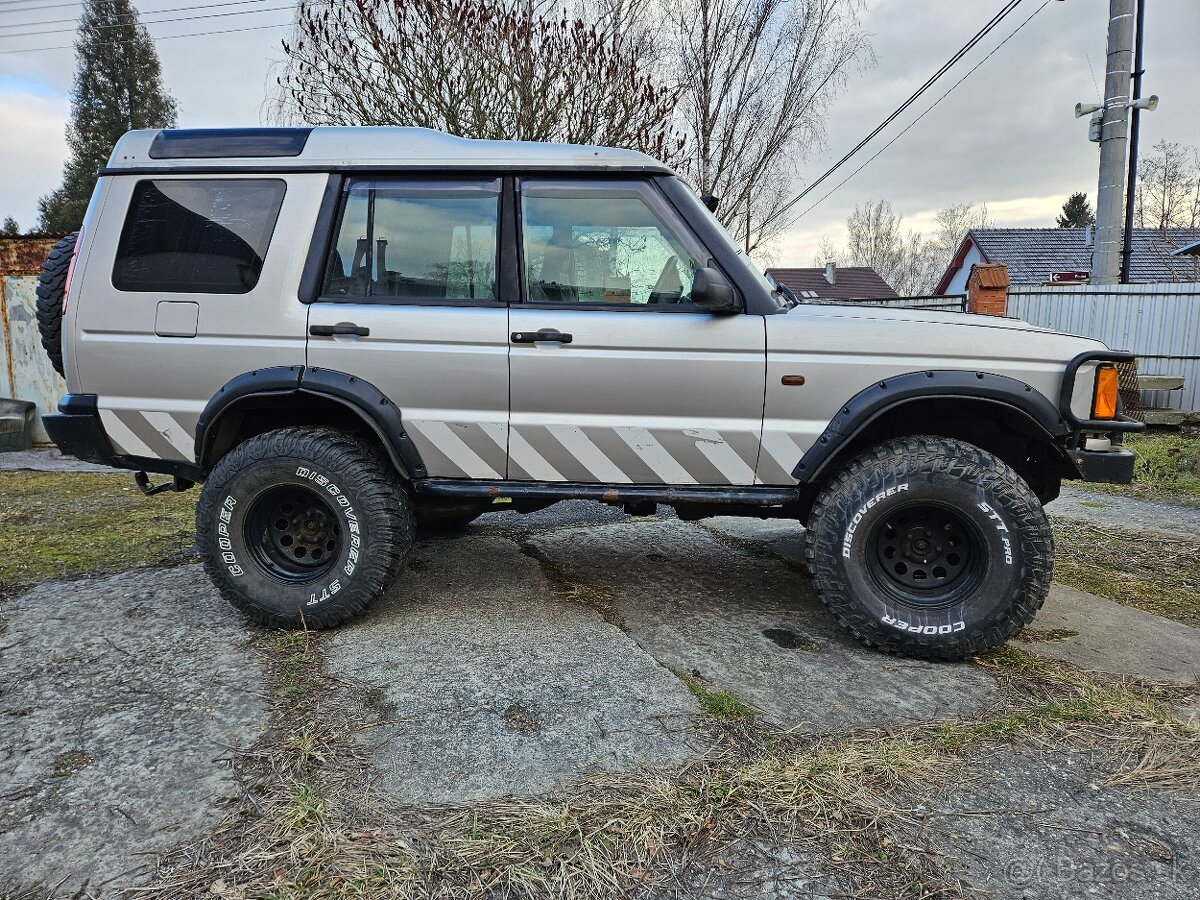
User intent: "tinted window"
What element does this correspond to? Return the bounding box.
[113,179,285,293]
[324,179,499,301]
[520,181,703,306]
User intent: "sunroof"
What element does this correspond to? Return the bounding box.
[148,128,312,160]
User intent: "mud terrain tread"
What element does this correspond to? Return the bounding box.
[804,435,1053,660]
[35,232,78,378]
[197,426,413,629]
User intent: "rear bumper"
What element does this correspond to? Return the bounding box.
[43,394,201,479]
[42,395,125,469]
[1071,448,1137,484]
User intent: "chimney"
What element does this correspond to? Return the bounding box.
[966,262,1009,316]
[1084,225,1094,248]
[824,261,836,285]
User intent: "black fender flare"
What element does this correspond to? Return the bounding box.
[195,365,427,479]
[793,370,1070,482]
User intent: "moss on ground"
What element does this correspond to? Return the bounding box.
[1051,518,1200,628]
[0,471,196,597]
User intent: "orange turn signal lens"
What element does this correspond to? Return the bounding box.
[1092,365,1118,420]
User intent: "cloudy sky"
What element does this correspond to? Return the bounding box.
[1,0,1197,265]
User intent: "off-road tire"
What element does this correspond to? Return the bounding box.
[413,498,490,534]
[805,436,1053,660]
[35,231,78,377]
[197,427,413,629]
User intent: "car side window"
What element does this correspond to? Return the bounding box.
[324,179,499,302]
[113,179,286,294]
[519,180,705,307]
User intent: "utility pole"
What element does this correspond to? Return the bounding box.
[1119,0,1146,283]
[1091,0,1135,284]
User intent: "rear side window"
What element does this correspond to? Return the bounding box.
[113,179,286,293]
[323,179,499,302]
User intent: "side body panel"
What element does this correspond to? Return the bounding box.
[757,306,1106,485]
[507,308,766,485]
[72,173,325,463]
[305,305,511,478]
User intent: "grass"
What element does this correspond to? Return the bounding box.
[1051,518,1200,627]
[0,471,196,597]
[681,672,755,719]
[1084,428,1200,506]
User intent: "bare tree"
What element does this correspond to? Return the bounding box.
[815,199,985,295]
[273,0,683,162]
[1135,140,1200,231]
[669,0,871,254]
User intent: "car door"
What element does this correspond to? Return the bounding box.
[306,177,511,479]
[508,177,766,485]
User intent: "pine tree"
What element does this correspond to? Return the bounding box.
[1056,192,1096,229]
[38,0,177,233]
[1,217,19,236]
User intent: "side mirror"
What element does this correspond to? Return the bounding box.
[691,266,740,314]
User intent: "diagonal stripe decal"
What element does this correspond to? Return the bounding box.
[508,428,564,481]
[143,412,196,461]
[545,425,631,483]
[409,420,502,479]
[758,430,806,483]
[684,428,756,484]
[99,410,156,458]
[614,426,697,485]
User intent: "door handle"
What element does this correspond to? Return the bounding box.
[310,323,370,337]
[512,329,573,344]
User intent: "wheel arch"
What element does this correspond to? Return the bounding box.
[795,371,1075,509]
[195,366,427,480]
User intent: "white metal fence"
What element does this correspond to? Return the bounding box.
[1007,282,1200,412]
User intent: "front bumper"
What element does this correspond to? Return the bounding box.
[1071,447,1137,484]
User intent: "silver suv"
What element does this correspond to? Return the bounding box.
[38,126,1140,659]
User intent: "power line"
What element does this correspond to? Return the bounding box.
[761,0,1030,233]
[0,0,280,34]
[0,1,295,40]
[0,17,290,53]
[777,0,1053,230]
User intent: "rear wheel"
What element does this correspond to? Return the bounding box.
[805,435,1053,659]
[35,231,78,377]
[196,427,413,629]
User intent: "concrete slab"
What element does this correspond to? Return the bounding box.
[1049,486,1200,541]
[935,747,1200,900]
[323,534,699,804]
[0,566,267,896]
[0,447,112,473]
[1013,584,1200,683]
[529,518,998,731]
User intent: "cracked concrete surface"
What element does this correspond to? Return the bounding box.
[0,567,267,896]
[2,497,1197,896]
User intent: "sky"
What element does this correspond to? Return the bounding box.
[0,0,1198,266]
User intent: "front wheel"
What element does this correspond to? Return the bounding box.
[196,427,413,629]
[805,436,1053,660]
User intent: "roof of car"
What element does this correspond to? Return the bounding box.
[105,127,672,173]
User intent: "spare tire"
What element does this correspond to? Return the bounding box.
[35,231,78,378]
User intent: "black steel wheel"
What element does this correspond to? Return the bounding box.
[867,502,984,606]
[244,486,342,582]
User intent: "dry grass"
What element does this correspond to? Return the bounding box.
[1051,518,1200,627]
